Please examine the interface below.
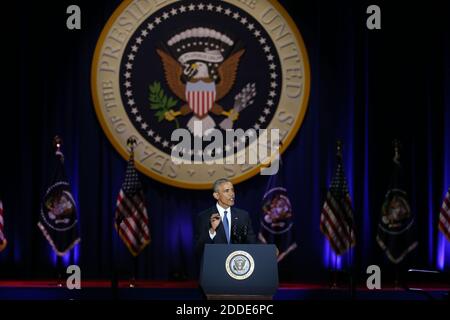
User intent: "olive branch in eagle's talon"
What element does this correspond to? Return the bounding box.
[148,81,180,128]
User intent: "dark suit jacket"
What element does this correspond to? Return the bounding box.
[194,206,257,257]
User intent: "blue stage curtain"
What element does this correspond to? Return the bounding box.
[0,0,449,281]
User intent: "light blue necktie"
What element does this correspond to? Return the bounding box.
[223,211,230,243]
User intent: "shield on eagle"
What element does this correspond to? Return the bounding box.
[185,81,216,118]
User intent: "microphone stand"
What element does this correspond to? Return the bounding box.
[232,225,248,244]
[232,224,237,244]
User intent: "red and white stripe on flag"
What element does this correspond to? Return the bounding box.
[320,192,355,255]
[439,189,450,242]
[0,200,6,252]
[115,189,150,256]
[186,91,216,117]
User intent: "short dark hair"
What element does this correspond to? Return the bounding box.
[213,178,231,192]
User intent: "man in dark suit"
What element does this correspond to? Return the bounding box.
[195,178,257,256]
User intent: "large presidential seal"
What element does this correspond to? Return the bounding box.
[92,0,310,189]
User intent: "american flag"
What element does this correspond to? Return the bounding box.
[439,188,450,242]
[0,200,7,252]
[320,155,356,255]
[115,154,150,256]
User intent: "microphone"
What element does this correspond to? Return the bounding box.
[232,217,248,244]
[232,224,238,242]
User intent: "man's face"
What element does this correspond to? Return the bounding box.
[214,182,235,208]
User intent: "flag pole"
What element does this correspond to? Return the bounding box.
[331,269,338,289]
[130,255,138,288]
[337,141,346,291]
[111,214,119,299]
[53,136,65,288]
[336,140,356,298]
[393,140,401,290]
[56,255,64,287]
[115,136,149,289]
[328,141,342,290]
[111,149,119,299]
[127,137,138,289]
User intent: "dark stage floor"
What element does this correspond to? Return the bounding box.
[0,280,448,300]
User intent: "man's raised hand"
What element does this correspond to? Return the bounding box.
[210,213,221,231]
